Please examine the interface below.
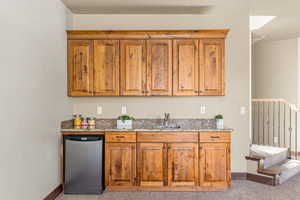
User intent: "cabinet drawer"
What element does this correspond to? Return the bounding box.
[105,132,136,142]
[199,132,230,143]
[138,132,198,143]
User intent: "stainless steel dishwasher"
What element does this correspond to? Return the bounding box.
[63,135,104,194]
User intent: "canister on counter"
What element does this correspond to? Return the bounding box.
[88,117,96,129]
[81,118,89,129]
[73,114,82,129]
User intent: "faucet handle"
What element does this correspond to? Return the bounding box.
[164,113,170,120]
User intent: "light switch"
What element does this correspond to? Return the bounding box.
[240,106,246,115]
[200,105,206,114]
[97,105,102,115]
[121,106,127,115]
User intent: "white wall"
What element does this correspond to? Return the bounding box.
[70,1,250,172]
[0,1,71,199]
[252,38,298,105]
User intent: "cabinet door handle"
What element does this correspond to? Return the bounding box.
[116,136,125,139]
[211,136,221,139]
[173,147,193,150]
[144,148,161,150]
[83,65,88,73]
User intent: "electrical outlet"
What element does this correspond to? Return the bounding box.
[97,105,102,115]
[200,105,206,114]
[240,106,246,115]
[121,106,127,115]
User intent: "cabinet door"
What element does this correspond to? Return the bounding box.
[200,143,231,186]
[94,40,120,96]
[120,40,146,96]
[167,143,199,186]
[68,40,94,96]
[137,143,166,186]
[105,143,136,186]
[173,40,199,96]
[199,39,225,96]
[146,40,172,96]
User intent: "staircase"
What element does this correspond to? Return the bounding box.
[246,99,300,185]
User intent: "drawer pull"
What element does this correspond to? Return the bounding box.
[211,136,221,139]
[116,136,125,139]
[173,147,193,150]
[144,148,161,150]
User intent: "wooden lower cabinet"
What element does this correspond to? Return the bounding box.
[199,143,231,186]
[105,131,231,191]
[105,143,136,186]
[167,143,199,186]
[137,143,166,186]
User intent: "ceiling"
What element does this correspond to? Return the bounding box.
[251,0,300,42]
[61,0,300,41]
[61,0,219,14]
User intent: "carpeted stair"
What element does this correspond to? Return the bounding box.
[246,144,300,185]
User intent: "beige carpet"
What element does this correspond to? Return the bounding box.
[57,175,300,200]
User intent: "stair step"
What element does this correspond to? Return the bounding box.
[266,159,300,184]
[250,144,288,169]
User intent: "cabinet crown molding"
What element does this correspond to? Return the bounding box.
[67,29,230,40]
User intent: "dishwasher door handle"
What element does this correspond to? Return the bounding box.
[65,135,103,142]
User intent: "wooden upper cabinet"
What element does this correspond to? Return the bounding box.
[67,30,228,97]
[137,143,166,186]
[94,40,120,96]
[68,40,94,96]
[120,40,146,96]
[167,143,199,186]
[105,143,136,186]
[199,143,231,187]
[199,39,225,96]
[146,40,172,96]
[173,40,199,96]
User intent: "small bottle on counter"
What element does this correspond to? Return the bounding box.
[81,118,89,129]
[88,117,96,129]
[73,114,82,129]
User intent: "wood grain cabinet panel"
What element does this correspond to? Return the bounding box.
[105,132,136,143]
[120,40,146,96]
[146,40,172,96]
[105,143,136,186]
[94,40,120,96]
[173,39,199,96]
[199,39,225,96]
[167,143,199,186]
[137,143,166,186]
[200,143,231,186]
[68,40,94,96]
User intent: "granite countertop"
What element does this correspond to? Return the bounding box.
[61,118,233,133]
[61,128,233,132]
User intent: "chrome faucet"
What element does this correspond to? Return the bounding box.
[163,113,170,127]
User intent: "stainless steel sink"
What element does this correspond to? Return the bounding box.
[154,125,181,129]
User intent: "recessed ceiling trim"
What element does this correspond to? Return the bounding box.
[250,16,276,31]
[69,6,214,14]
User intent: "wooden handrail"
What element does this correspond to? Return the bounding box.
[252,98,300,112]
